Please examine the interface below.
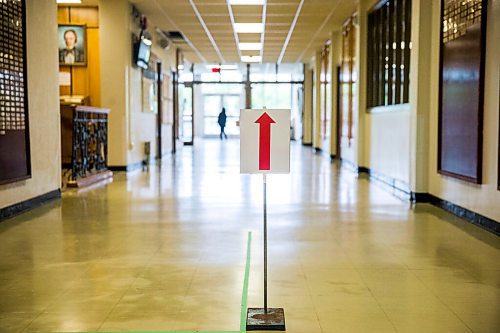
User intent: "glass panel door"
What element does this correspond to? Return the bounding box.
[222,95,240,136]
[203,95,221,136]
[179,84,193,144]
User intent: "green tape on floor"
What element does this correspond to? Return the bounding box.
[240,231,252,333]
[75,232,253,333]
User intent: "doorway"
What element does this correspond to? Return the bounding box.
[202,94,242,137]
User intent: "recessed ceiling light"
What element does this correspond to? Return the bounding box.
[229,0,265,4]
[234,23,263,33]
[239,43,262,50]
[241,56,262,63]
[57,0,82,3]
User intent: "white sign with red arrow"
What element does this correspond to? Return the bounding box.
[240,109,290,174]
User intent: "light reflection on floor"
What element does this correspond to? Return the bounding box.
[0,138,498,332]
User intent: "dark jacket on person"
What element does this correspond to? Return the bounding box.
[218,111,227,127]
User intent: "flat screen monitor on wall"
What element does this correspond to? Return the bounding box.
[135,36,151,70]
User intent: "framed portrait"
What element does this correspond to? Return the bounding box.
[58,24,86,66]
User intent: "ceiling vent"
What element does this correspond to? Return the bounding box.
[163,31,186,44]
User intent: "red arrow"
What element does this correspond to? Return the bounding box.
[255,112,276,170]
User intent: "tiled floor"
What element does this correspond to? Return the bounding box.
[0,139,499,332]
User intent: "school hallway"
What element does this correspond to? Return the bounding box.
[0,139,499,333]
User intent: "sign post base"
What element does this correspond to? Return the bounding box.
[246,307,286,331]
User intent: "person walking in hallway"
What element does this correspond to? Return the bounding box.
[218,107,228,140]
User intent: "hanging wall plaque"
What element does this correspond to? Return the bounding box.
[438,0,488,183]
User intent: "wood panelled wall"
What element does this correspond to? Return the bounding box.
[340,15,357,146]
[58,6,100,106]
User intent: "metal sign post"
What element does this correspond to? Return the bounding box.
[263,172,268,313]
[240,108,289,331]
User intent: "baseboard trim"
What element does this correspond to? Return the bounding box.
[314,147,322,153]
[341,161,411,196]
[109,161,143,172]
[302,142,313,147]
[0,189,61,222]
[339,160,499,236]
[411,193,499,236]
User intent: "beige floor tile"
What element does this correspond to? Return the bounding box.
[0,139,498,333]
[171,309,240,331]
[317,308,396,332]
[0,313,36,333]
[23,311,108,332]
[385,310,472,333]
[98,311,177,332]
[281,311,322,333]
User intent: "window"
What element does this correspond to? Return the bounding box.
[367,0,411,108]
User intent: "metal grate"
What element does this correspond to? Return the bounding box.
[0,0,27,137]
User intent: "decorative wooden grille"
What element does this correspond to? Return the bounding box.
[0,0,26,137]
[0,0,31,185]
[443,0,482,43]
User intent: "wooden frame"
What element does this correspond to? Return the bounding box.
[58,24,87,66]
[437,0,488,183]
[0,0,31,185]
[366,0,411,108]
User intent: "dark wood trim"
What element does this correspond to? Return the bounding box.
[336,65,341,158]
[302,142,313,147]
[358,166,370,174]
[314,147,322,153]
[22,0,31,182]
[437,169,482,184]
[157,61,163,158]
[410,192,432,202]
[402,0,411,103]
[0,189,61,222]
[108,161,143,172]
[413,193,499,236]
[477,0,489,183]
[67,170,112,188]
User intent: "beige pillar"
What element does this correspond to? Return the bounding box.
[313,51,322,149]
[99,0,130,167]
[409,0,433,193]
[302,64,313,145]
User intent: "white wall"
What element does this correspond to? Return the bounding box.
[100,0,176,167]
[365,106,411,190]
[0,0,60,209]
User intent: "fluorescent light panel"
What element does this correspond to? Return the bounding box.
[57,0,82,3]
[229,0,265,4]
[239,43,262,50]
[241,56,262,63]
[234,23,263,33]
